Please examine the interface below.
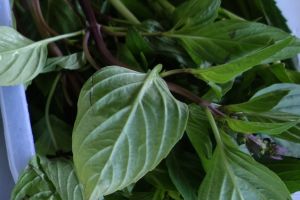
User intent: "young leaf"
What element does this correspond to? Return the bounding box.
[252,83,300,116]
[72,65,188,199]
[191,37,293,84]
[0,27,82,85]
[225,118,299,135]
[245,111,300,143]
[12,156,83,200]
[225,90,289,112]
[42,52,86,73]
[186,104,213,171]
[172,0,220,29]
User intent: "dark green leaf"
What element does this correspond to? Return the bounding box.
[166,150,202,200]
[186,104,212,171]
[172,0,220,29]
[266,158,300,193]
[72,65,188,199]
[33,115,72,156]
[45,0,82,33]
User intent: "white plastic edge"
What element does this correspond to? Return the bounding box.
[0,0,35,182]
[275,1,300,199]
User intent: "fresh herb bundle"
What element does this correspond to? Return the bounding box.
[5,0,300,199]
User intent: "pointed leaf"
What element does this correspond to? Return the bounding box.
[191,37,293,83]
[72,65,188,199]
[168,20,300,64]
[198,134,291,200]
[225,90,289,112]
[172,0,220,29]
[0,26,82,85]
[225,118,299,135]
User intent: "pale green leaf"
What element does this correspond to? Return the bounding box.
[225,90,289,112]
[42,52,86,73]
[198,134,291,200]
[252,83,300,116]
[12,156,83,200]
[72,65,188,199]
[0,26,82,85]
[191,37,293,83]
[225,118,299,135]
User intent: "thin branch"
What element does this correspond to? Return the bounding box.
[78,0,126,67]
[167,82,225,117]
[83,31,101,70]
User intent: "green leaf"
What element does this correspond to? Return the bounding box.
[72,65,188,199]
[12,156,83,200]
[225,117,299,135]
[33,115,72,156]
[198,133,291,200]
[45,0,82,33]
[244,111,300,143]
[191,37,293,83]
[172,0,220,29]
[226,90,289,112]
[0,26,82,85]
[266,158,300,193]
[269,63,293,83]
[168,20,299,64]
[252,83,300,116]
[42,52,86,73]
[186,104,212,171]
[166,150,202,200]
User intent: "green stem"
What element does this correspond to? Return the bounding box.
[45,73,62,151]
[205,107,223,147]
[157,0,175,14]
[160,68,193,77]
[41,30,85,44]
[218,8,245,21]
[108,0,141,24]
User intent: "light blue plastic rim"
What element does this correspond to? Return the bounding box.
[0,0,35,182]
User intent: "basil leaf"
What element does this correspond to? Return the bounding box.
[225,118,299,135]
[252,83,300,116]
[198,134,291,200]
[168,20,299,64]
[166,150,202,200]
[12,156,83,200]
[172,0,220,29]
[186,104,213,171]
[0,26,82,85]
[43,52,86,73]
[191,37,293,83]
[72,65,188,199]
[226,90,289,112]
